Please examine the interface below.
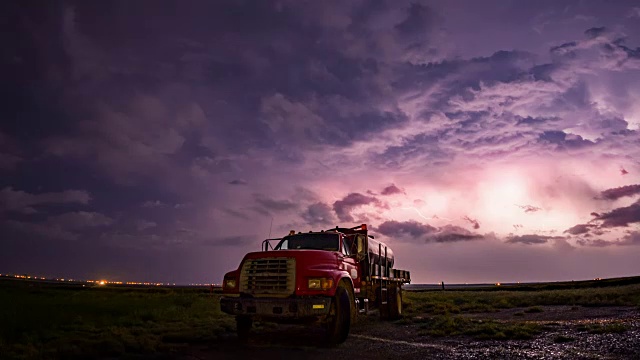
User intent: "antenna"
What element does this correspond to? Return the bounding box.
[268,217,273,238]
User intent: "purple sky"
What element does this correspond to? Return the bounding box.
[2,1,640,284]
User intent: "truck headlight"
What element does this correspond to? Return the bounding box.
[308,278,333,290]
[224,279,236,289]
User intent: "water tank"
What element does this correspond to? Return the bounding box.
[366,237,395,268]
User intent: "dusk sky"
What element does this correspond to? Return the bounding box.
[2,0,640,285]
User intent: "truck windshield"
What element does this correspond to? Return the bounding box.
[274,233,339,251]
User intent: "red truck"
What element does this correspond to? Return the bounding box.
[220,224,411,345]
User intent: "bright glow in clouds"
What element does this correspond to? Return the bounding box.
[478,170,531,233]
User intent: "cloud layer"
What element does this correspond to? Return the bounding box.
[2,1,640,283]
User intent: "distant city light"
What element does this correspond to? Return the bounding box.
[0,272,220,287]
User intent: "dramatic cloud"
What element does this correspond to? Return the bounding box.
[377,220,437,238]
[302,202,337,226]
[506,234,567,245]
[376,221,484,243]
[593,200,640,228]
[576,231,640,247]
[423,225,486,243]
[598,184,640,201]
[380,184,405,196]
[47,211,113,229]
[564,224,594,235]
[0,187,91,214]
[333,193,384,222]
[254,194,298,213]
[3,1,640,283]
[228,179,248,186]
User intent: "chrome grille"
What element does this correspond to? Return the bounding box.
[239,257,295,296]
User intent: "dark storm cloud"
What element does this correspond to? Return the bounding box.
[424,225,486,243]
[3,219,79,242]
[47,211,113,229]
[549,27,640,70]
[374,133,453,169]
[537,131,593,149]
[228,179,248,186]
[598,184,640,201]
[584,26,607,39]
[380,184,405,196]
[302,202,336,226]
[576,232,640,247]
[377,220,437,238]
[592,200,640,228]
[0,187,91,214]
[564,223,594,235]
[333,193,385,222]
[254,194,298,212]
[376,221,484,243]
[506,234,566,245]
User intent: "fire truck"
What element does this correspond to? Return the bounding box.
[219,224,411,345]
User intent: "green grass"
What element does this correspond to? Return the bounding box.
[403,283,640,316]
[414,314,542,340]
[2,277,640,358]
[399,282,640,342]
[0,282,235,359]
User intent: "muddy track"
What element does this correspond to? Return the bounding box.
[183,306,640,360]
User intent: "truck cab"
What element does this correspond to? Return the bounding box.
[220,224,410,345]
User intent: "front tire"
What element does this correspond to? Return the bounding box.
[325,281,352,346]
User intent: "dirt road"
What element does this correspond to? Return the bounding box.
[184,306,640,360]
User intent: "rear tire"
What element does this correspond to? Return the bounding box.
[236,316,252,342]
[325,281,352,346]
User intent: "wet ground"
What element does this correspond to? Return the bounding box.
[183,306,640,360]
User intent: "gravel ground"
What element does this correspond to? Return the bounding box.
[183,306,640,360]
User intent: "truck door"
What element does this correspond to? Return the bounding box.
[341,235,361,290]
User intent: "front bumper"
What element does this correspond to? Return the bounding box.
[220,296,332,319]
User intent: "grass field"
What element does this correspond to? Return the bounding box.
[0,280,233,359]
[1,277,639,359]
[399,277,640,340]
